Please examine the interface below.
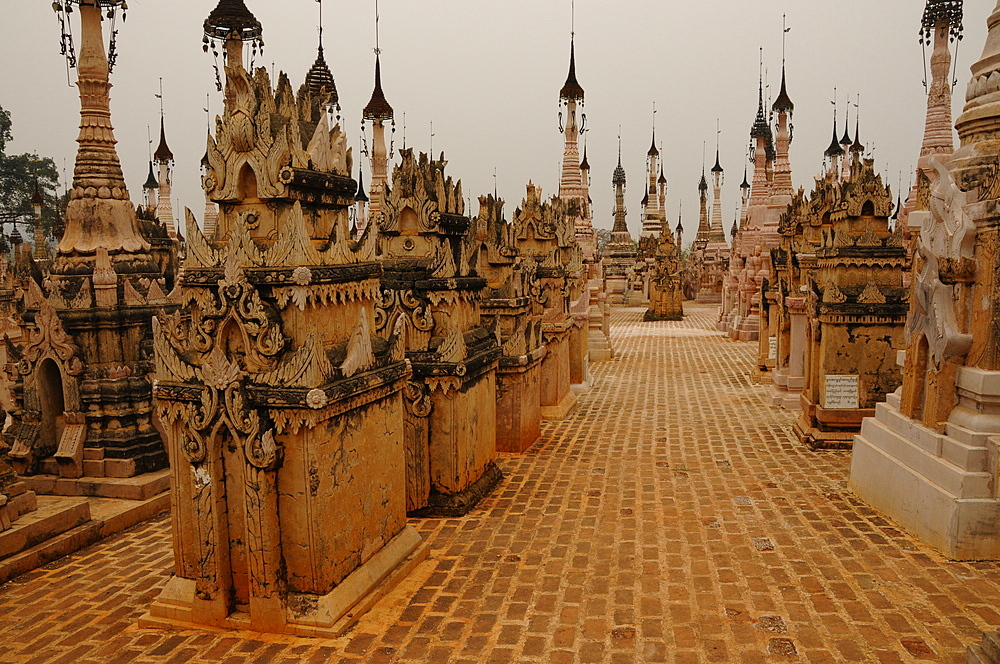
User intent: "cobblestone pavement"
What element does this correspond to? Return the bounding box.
[2,304,998,664]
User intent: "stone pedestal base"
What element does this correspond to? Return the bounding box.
[695,292,722,305]
[716,311,736,333]
[496,353,543,454]
[588,287,614,362]
[569,319,591,395]
[968,632,1000,664]
[769,369,803,409]
[588,330,614,361]
[794,394,871,449]
[605,277,627,305]
[540,326,575,420]
[734,313,760,341]
[850,384,1000,561]
[0,481,37,531]
[412,462,503,518]
[540,388,577,421]
[141,525,429,639]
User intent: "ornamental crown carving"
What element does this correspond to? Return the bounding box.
[203,66,352,202]
[838,158,894,219]
[380,149,465,235]
[512,184,570,252]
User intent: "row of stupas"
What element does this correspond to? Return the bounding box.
[0,0,616,635]
[851,0,1000,569]
[705,0,1000,580]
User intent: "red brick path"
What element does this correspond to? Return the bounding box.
[1,305,997,663]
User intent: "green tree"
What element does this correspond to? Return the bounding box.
[0,105,62,249]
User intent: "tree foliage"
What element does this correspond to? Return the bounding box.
[0,104,63,248]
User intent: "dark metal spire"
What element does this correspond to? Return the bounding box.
[612,146,626,186]
[153,116,173,164]
[306,0,339,104]
[750,75,770,140]
[840,103,852,147]
[921,0,963,43]
[204,0,263,42]
[772,66,794,114]
[363,55,394,120]
[560,38,585,101]
[143,162,158,190]
[355,165,369,202]
[825,111,844,157]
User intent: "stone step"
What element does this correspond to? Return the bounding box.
[0,491,169,584]
[22,468,170,501]
[0,496,90,559]
[983,631,1000,662]
[859,414,993,499]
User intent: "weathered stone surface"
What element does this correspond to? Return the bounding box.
[3,306,1000,663]
[850,0,1000,561]
[144,17,422,635]
[376,150,501,516]
[793,157,908,449]
[642,229,684,322]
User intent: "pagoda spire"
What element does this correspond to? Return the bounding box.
[749,61,771,210]
[611,144,628,235]
[919,0,962,159]
[305,0,340,113]
[900,0,964,232]
[355,162,369,234]
[641,116,662,238]
[364,1,394,222]
[708,141,726,245]
[770,63,795,201]
[558,29,586,203]
[695,167,710,250]
[57,0,149,256]
[154,106,177,238]
[825,106,844,176]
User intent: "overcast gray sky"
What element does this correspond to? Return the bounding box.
[1,2,991,247]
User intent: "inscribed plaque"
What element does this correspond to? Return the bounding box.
[824,374,859,409]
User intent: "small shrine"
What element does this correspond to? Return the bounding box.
[470,195,545,453]
[375,150,502,516]
[143,0,425,636]
[794,157,908,449]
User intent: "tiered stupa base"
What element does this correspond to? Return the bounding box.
[850,368,1000,561]
[141,525,429,638]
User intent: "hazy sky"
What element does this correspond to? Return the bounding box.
[1,1,991,247]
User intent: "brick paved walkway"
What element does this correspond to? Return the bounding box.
[1,304,998,664]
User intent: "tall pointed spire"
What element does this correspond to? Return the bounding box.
[363,56,394,121]
[770,60,795,200]
[365,1,393,221]
[305,0,339,106]
[153,110,176,238]
[559,38,585,102]
[557,8,593,259]
[611,142,629,235]
[825,109,844,158]
[153,117,173,164]
[58,0,149,256]
[840,101,853,148]
[772,66,794,114]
